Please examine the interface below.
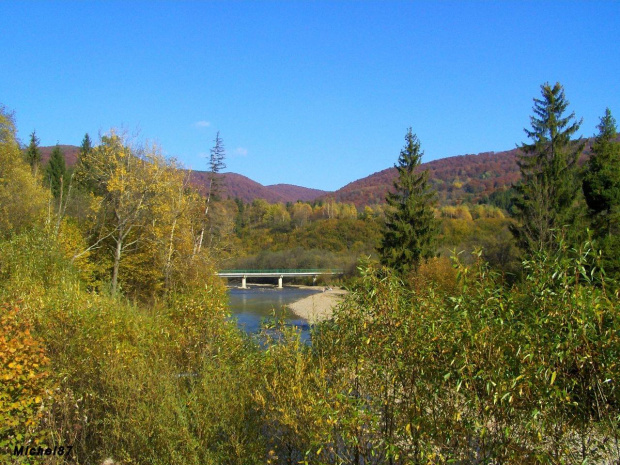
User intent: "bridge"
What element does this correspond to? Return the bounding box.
[218,269,344,289]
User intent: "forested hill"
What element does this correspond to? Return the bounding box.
[326,148,522,207]
[40,145,79,166]
[323,135,616,207]
[41,139,607,207]
[189,171,328,204]
[266,183,328,202]
[39,145,327,204]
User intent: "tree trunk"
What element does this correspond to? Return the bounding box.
[164,217,178,290]
[111,236,123,295]
[194,177,212,257]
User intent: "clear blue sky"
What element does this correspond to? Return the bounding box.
[1,1,619,191]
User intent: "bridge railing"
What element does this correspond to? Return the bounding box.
[218,269,344,274]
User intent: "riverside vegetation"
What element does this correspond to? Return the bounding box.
[1,82,619,464]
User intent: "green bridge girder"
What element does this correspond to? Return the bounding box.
[217,269,344,288]
[218,268,344,274]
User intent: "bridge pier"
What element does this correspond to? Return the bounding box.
[218,269,344,288]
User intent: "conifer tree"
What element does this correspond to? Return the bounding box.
[512,82,584,254]
[80,133,92,156]
[46,144,66,198]
[24,130,41,175]
[195,131,226,255]
[208,131,226,200]
[76,133,99,194]
[379,128,437,274]
[582,108,620,278]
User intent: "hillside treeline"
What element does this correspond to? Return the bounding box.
[1,91,619,465]
[215,198,518,278]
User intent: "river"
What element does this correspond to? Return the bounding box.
[227,286,321,337]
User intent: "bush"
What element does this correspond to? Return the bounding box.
[308,247,620,463]
[0,303,53,452]
[2,226,618,464]
[0,231,265,464]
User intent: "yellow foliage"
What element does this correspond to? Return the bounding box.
[455,205,473,221]
[472,204,506,219]
[0,109,49,238]
[409,256,458,295]
[291,202,313,227]
[56,219,97,284]
[0,303,53,447]
[76,132,212,298]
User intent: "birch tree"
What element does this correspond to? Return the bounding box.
[77,132,159,294]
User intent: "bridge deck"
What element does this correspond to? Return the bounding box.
[218,268,344,278]
[218,269,344,288]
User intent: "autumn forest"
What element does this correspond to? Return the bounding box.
[1,82,620,464]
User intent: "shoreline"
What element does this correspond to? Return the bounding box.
[225,283,348,323]
[286,287,348,323]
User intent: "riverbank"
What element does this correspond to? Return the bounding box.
[287,287,348,323]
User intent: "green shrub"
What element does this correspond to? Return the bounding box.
[0,231,265,464]
[309,247,620,463]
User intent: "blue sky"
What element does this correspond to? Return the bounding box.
[1,1,619,191]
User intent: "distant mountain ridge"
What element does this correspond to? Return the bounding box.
[37,143,523,205]
[39,140,605,207]
[266,184,327,202]
[189,172,328,204]
[324,148,523,207]
[319,136,613,207]
[39,145,328,204]
[40,145,79,166]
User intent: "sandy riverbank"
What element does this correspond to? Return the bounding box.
[287,287,348,323]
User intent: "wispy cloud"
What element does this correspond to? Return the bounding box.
[235,147,248,156]
[194,120,211,128]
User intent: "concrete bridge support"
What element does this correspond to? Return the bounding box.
[218,269,344,289]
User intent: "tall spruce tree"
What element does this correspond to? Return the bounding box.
[582,108,620,278]
[76,133,99,194]
[208,131,226,200]
[80,133,92,156]
[46,144,66,198]
[583,109,620,230]
[379,128,437,274]
[195,131,226,255]
[24,130,41,175]
[512,82,584,254]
